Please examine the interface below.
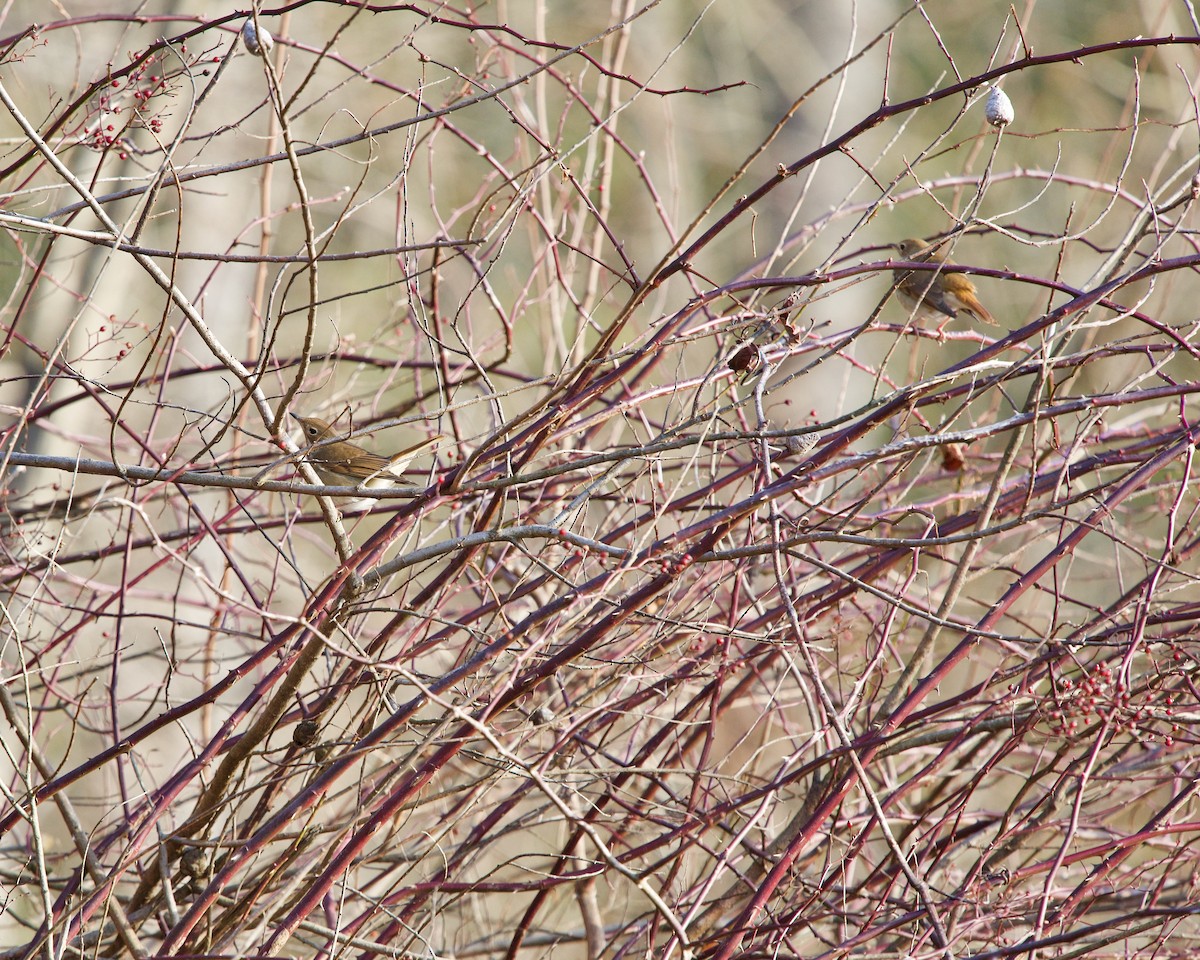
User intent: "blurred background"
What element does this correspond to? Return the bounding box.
[2,2,1199,958]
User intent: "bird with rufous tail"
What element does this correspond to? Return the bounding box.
[291,413,443,491]
[893,237,996,330]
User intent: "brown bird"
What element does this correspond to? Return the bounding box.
[893,238,996,328]
[291,414,443,489]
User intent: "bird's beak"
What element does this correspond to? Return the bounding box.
[289,412,301,422]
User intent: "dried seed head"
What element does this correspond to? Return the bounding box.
[179,846,207,878]
[293,719,320,746]
[778,434,820,458]
[985,85,1014,127]
[727,342,758,373]
[941,442,966,472]
[241,19,274,57]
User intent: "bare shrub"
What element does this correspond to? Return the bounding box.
[2,4,1199,959]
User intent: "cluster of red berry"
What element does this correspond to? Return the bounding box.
[83,45,194,159]
[1045,654,1185,748]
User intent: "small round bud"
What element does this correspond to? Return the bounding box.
[241,19,274,57]
[985,85,1014,127]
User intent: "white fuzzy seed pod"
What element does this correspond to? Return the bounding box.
[985,85,1014,127]
[241,19,274,57]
